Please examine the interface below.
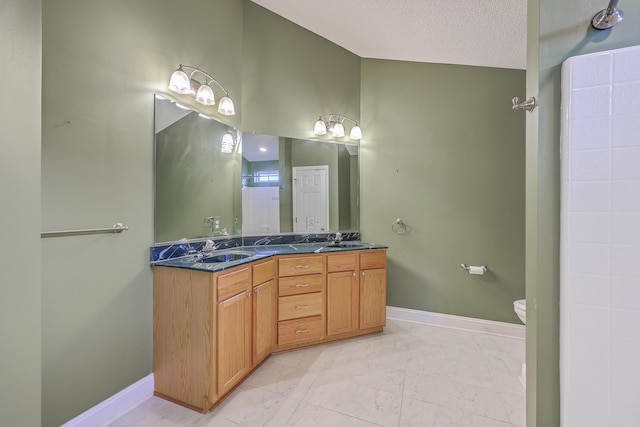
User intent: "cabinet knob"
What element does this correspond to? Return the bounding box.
[353,272,356,277]
[255,289,260,294]
[362,271,365,276]
[246,292,252,298]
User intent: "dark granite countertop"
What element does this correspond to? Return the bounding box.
[151,241,387,273]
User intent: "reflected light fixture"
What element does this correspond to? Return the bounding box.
[168,64,235,116]
[313,114,362,140]
[221,131,236,154]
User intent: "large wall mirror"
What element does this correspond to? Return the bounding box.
[154,95,360,243]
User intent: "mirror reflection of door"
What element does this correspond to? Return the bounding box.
[292,166,329,233]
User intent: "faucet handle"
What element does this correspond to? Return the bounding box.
[203,239,216,252]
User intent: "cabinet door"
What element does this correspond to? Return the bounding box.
[327,271,359,335]
[218,290,252,395]
[360,268,386,329]
[253,279,276,366]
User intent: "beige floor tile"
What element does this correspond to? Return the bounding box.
[109,319,525,427]
[303,379,402,427]
[285,402,383,427]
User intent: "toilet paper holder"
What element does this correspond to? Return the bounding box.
[460,264,488,273]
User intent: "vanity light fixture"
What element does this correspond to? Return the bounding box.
[168,64,235,116]
[313,114,362,140]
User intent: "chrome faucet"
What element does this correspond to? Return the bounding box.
[334,232,342,243]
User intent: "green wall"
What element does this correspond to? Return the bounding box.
[527,1,640,426]
[360,59,526,323]
[241,2,361,138]
[0,1,42,426]
[41,1,243,425]
[279,138,294,232]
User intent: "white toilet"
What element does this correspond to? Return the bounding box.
[513,299,526,388]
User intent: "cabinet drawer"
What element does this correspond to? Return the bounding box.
[278,274,323,296]
[278,292,322,321]
[327,253,357,273]
[252,259,275,286]
[217,267,250,302]
[278,255,323,277]
[278,316,323,345]
[360,251,386,270]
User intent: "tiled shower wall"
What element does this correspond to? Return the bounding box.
[561,45,640,426]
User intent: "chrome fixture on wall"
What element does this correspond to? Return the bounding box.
[41,222,129,238]
[512,96,537,112]
[592,0,623,30]
[313,114,362,140]
[391,218,408,235]
[168,64,235,116]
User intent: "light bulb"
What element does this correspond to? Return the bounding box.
[332,122,345,138]
[195,83,215,106]
[349,124,362,140]
[313,118,327,135]
[168,66,191,94]
[218,96,235,116]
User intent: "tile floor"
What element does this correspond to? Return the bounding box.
[108,319,525,427]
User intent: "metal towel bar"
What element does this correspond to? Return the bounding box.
[41,222,129,238]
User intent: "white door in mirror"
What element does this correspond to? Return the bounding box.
[293,165,329,233]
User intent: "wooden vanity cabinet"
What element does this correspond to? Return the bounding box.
[153,249,385,413]
[276,255,325,347]
[216,267,252,397]
[326,252,359,335]
[326,250,387,336]
[153,263,254,412]
[359,251,387,329]
[251,259,276,366]
[153,267,218,412]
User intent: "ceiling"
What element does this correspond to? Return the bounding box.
[250,0,528,70]
[242,133,280,162]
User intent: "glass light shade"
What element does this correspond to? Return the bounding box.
[217,96,235,116]
[313,119,327,135]
[221,132,235,153]
[349,125,362,140]
[195,83,215,106]
[168,67,191,94]
[331,122,345,138]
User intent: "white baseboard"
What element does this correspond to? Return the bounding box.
[386,306,525,339]
[61,374,154,427]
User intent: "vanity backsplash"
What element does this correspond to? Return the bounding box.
[150,232,361,262]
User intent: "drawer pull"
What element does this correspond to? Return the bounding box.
[295,265,310,269]
[295,329,309,334]
[295,283,309,288]
[295,305,309,310]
